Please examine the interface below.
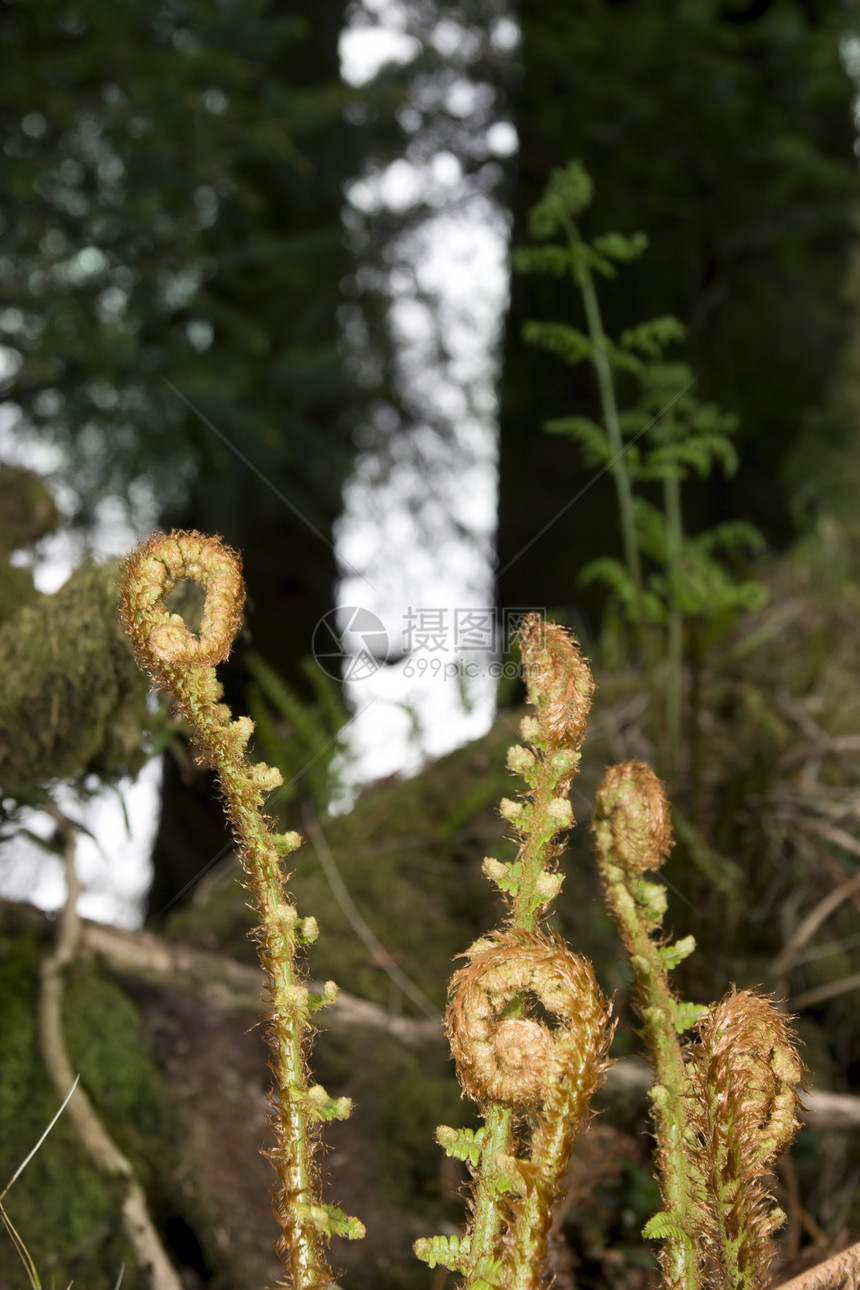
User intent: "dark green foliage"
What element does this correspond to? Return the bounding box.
[246,652,351,815]
[497,2,860,630]
[515,160,770,787]
[0,561,150,803]
[515,161,769,643]
[0,0,355,524]
[0,0,365,764]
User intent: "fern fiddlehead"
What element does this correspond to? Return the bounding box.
[417,616,613,1290]
[592,762,803,1290]
[687,989,803,1290]
[118,538,806,1290]
[592,760,705,1290]
[120,530,362,1290]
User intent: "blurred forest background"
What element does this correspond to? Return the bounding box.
[2,2,860,1288]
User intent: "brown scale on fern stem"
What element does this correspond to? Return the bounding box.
[687,988,804,1290]
[517,613,594,754]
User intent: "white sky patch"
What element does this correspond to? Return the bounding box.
[336,184,510,789]
[340,0,422,87]
[0,760,161,928]
[332,2,518,794]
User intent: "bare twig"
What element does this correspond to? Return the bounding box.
[776,689,860,775]
[771,869,860,978]
[302,801,440,1019]
[791,970,860,1011]
[796,828,860,920]
[83,915,444,1044]
[803,820,860,863]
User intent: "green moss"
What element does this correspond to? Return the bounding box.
[0,467,61,628]
[0,936,137,1287]
[0,936,175,1289]
[0,561,150,802]
[0,468,59,556]
[64,965,174,1179]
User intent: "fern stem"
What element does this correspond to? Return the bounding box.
[592,764,701,1290]
[120,531,363,1290]
[604,865,696,1288]
[566,219,646,659]
[663,446,684,785]
[465,1104,515,1286]
[444,620,609,1290]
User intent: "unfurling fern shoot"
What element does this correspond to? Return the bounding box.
[592,761,803,1290]
[415,615,614,1290]
[120,531,362,1290]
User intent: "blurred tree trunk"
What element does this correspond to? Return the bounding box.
[149,0,361,916]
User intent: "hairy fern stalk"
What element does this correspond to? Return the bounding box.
[415,615,615,1290]
[120,531,363,1290]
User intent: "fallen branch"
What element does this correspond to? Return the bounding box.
[772,1238,860,1290]
[81,918,444,1045]
[796,828,860,921]
[7,898,859,1130]
[791,970,860,1011]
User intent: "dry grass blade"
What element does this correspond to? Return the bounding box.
[0,1074,80,1203]
[0,1074,84,1290]
[0,1201,42,1289]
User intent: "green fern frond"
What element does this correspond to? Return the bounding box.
[413,1234,471,1272]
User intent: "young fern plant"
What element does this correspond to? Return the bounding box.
[513,163,655,663]
[415,615,614,1290]
[593,762,804,1290]
[119,531,363,1290]
[625,364,767,780]
[514,162,767,778]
